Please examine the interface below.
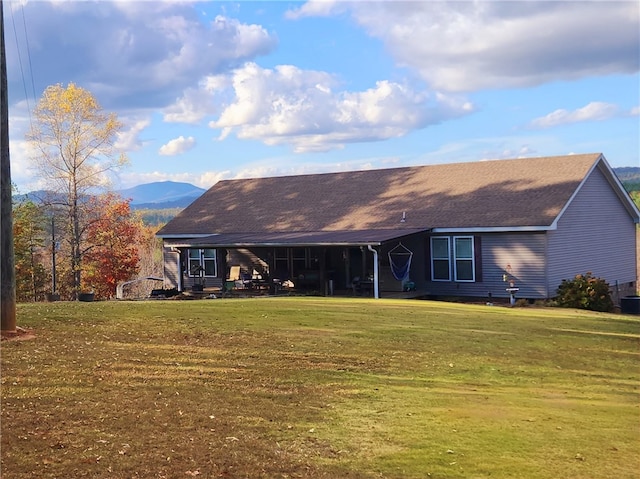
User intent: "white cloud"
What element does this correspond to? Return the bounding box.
[530,102,620,129]
[7,3,277,111]
[218,15,278,58]
[163,74,236,124]
[197,170,231,189]
[8,139,41,193]
[208,63,473,152]
[285,0,344,20]
[116,118,151,151]
[292,1,640,92]
[158,136,196,156]
[163,88,216,124]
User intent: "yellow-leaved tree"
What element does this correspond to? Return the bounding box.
[27,83,127,300]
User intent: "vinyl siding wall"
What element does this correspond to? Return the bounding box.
[162,244,181,290]
[422,233,547,300]
[547,166,637,295]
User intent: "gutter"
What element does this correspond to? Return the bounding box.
[367,245,380,299]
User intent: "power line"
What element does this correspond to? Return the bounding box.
[20,4,37,101]
[8,2,34,129]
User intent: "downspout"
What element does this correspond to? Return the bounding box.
[175,248,184,292]
[367,245,379,299]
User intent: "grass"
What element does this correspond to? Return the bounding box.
[1,297,639,478]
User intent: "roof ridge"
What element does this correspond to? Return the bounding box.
[215,153,602,184]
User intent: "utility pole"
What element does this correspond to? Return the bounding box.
[1,0,17,333]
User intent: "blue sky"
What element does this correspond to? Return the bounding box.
[5,0,639,192]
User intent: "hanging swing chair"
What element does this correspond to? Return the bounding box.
[388,242,413,282]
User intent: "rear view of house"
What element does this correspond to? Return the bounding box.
[156,153,639,301]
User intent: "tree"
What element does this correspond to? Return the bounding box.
[13,199,49,302]
[82,194,140,300]
[126,221,165,299]
[630,190,640,210]
[26,83,127,299]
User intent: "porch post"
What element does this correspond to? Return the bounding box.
[220,248,228,292]
[343,247,350,290]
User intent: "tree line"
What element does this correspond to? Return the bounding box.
[13,192,163,301]
[13,83,163,302]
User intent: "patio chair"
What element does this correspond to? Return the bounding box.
[228,265,252,290]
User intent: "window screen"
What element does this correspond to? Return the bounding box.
[431,237,450,281]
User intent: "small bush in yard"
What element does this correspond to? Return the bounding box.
[556,271,614,312]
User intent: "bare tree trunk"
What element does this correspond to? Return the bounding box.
[71,185,82,299]
[1,0,17,332]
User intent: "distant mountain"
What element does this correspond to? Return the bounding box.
[614,167,640,182]
[13,190,53,203]
[117,181,206,209]
[614,167,640,193]
[15,181,206,211]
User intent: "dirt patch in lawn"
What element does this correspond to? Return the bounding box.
[1,326,36,342]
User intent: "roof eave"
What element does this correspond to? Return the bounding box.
[549,154,640,228]
[432,225,553,233]
[168,240,389,248]
[160,228,431,248]
[156,233,213,239]
[598,155,640,222]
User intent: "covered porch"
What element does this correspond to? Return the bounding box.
[165,228,429,298]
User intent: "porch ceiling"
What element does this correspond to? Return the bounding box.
[174,228,429,248]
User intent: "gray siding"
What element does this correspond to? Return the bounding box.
[423,233,547,300]
[482,233,547,299]
[547,165,637,295]
[162,244,181,290]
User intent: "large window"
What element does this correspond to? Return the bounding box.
[274,248,289,278]
[431,237,450,281]
[273,247,319,280]
[292,247,307,272]
[430,236,476,282]
[454,236,474,282]
[188,249,217,277]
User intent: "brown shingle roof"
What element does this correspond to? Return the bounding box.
[157,153,603,236]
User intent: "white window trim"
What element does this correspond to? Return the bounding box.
[431,236,451,282]
[188,248,218,277]
[453,236,475,282]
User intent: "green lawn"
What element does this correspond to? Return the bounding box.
[1,298,639,478]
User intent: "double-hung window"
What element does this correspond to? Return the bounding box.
[453,236,474,282]
[430,236,477,282]
[188,249,217,277]
[431,237,451,281]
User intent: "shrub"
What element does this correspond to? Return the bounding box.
[556,272,614,312]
